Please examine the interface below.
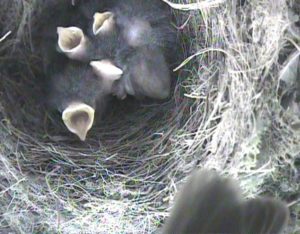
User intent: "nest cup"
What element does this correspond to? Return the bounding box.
[0,1,188,170]
[0,1,193,232]
[0,0,299,233]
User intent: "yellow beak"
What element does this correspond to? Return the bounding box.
[62,102,95,141]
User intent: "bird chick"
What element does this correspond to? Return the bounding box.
[48,59,122,141]
[41,0,176,141]
[55,11,121,67]
[55,2,118,62]
[31,0,90,65]
[54,0,176,101]
[162,170,289,234]
[113,46,171,100]
[85,0,176,100]
[112,0,176,51]
[30,0,122,141]
[56,26,91,61]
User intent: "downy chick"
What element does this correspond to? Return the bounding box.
[113,46,171,100]
[162,170,289,234]
[70,15,170,100]
[112,0,176,51]
[56,0,176,100]
[32,0,89,67]
[55,0,119,62]
[48,0,176,140]
[82,0,176,100]
[32,1,123,141]
[48,60,122,141]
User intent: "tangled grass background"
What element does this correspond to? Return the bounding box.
[0,0,299,233]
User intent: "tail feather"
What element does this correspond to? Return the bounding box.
[162,170,243,234]
[241,198,289,234]
[162,170,289,234]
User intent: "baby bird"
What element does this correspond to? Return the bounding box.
[37,0,177,140]
[79,0,177,100]
[56,26,91,62]
[116,0,175,100]
[48,59,122,141]
[31,0,123,141]
[162,170,289,234]
[112,0,176,51]
[113,46,171,100]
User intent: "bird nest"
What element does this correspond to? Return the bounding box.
[0,0,299,233]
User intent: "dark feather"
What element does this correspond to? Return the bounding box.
[162,170,289,234]
[48,60,107,113]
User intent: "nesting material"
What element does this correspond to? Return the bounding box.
[0,0,299,233]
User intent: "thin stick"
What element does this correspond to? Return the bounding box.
[0,31,12,43]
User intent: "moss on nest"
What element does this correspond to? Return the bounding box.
[0,0,299,233]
